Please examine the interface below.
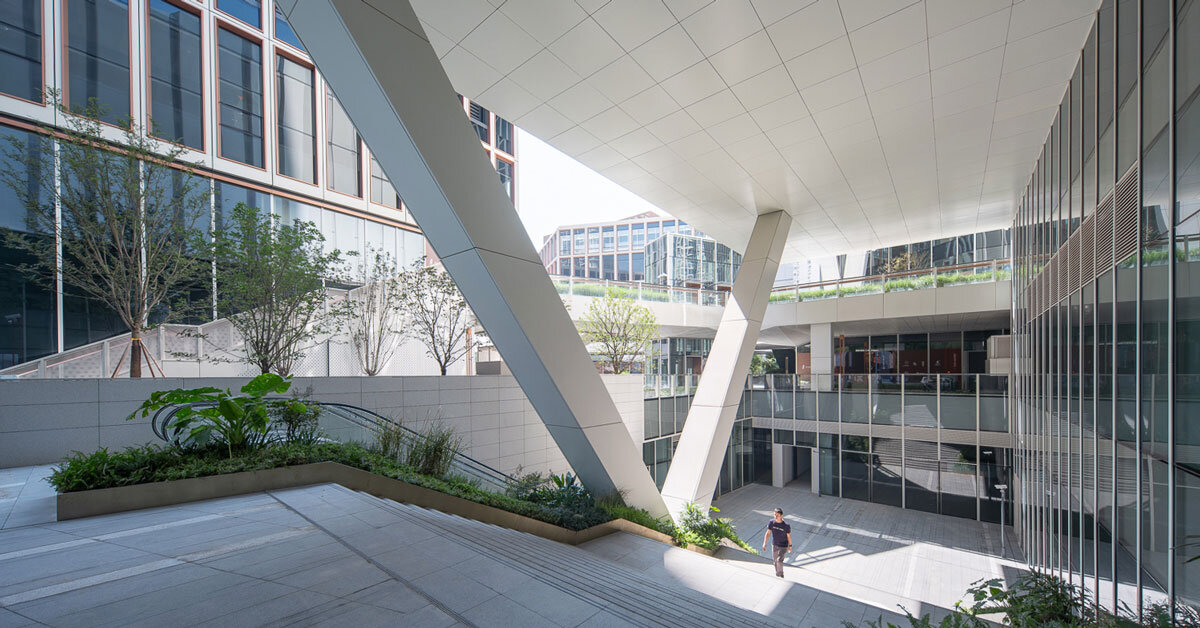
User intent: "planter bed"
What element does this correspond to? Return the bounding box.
[56,461,716,555]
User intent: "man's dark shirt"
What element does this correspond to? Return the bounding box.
[768,519,791,547]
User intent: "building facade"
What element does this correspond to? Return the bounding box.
[1012,0,1199,616]
[0,0,515,369]
[540,213,727,284]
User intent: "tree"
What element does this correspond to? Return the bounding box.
[578,288,658,374]
[335,249,406,376]
[210,203,346,376]
[399,258,474,375]
[0,96,209,377]
[749,353,779,376]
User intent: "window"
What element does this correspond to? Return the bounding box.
[0,0,41,102]
[276,55,315,182]
[370,157,400,208]
[274,5,302,50]
[214,180,267,232]
[587,255,599,279]
[617,224,629,251]
[617,254,629,281]
[602,225,614,252]
[496,158,514,200]
[632,223,644,249]
[573,228,585,253]
[469,101,489,143]
[147,0,202,149]
[326,89,361,196]
[632,252,644,281]
[495,115,513,153]
[558,230,570,256]
[217,0,260,28]
[646,221,659,242]
[677,220,690,235]
[573,256,585,278]
[587,227,599,253]
[217,27,264,167]
[662,220,675,235]
[602,255,614,280]
[67,0,130,124]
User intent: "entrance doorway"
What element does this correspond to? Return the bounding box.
[789,446,812,489]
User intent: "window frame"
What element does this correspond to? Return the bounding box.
[273,46,317,185]
[214,0,261,31]
[324,84,364,199]
[214,20,266,170]
[143,0,205,151]
[0,0,46,106]
[62,0,135,128]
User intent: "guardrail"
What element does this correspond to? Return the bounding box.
[768,260,1011,304]
[549,260,1011,309]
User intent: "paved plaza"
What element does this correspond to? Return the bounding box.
[0,466,1020,627]
[714,483,1026,617]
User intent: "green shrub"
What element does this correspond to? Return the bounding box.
[48,441,619,531]
[849,571,1200,628]
[404,422,463,478]
[129,372,302,457]
[375,418,408,460]
[676,503,756,552]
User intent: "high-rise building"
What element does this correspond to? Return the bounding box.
[0,0,515,369]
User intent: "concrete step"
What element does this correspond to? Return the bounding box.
[346,489,792,628]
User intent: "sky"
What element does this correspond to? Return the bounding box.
[514,129,665,247]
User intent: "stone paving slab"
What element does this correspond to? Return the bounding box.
[713,482,1024,622]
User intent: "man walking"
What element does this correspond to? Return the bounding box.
[761,507,792,578]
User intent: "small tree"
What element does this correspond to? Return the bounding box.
[399,258,474,375]
[335,249,406,376]
[578,288,658,374]
[0,97,209,377]
[749,353,779,376]
[210,203,346,376]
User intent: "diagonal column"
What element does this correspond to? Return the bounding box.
[278,0,666,516]
[661,210,790,518]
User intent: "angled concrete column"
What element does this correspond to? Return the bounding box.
[278,0,666,516]
[661,210,790,518]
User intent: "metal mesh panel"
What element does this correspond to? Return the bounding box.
[1094,194,1114,272]
[1113,164,1140,264]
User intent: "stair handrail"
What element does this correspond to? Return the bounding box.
[149,399,517,489]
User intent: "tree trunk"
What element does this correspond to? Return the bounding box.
[439,364,447,376]
[129,333,143,378]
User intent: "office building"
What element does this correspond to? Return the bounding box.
[0,0,516,369]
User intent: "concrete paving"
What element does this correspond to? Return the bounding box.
[0,465,55,530]
[713,482,1027,620]
[0,482,922,627]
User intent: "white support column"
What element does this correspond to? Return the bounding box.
[810,323,833,378]
[661,210,790,517]
[279,0,666,516]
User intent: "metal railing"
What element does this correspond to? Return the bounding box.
[768,260,1012,304]
[551,259,1012,309]
[552,277,728,306]
[149,400,516,492]
[641,372,1011,433]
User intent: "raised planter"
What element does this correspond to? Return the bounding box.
[56,461,717,556]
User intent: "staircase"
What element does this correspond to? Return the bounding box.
[334,486,794,627]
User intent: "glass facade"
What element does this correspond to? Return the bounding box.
[1013,0,1200,617]
[67,0,130,124]
[0,0,42,103]
[643,233,741,290]
[217,26,264,166]
[276,55,315,182]
[0,0,517,370]
[147,0,203,149]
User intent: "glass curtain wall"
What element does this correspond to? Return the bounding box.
[1013,0,1200,616]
